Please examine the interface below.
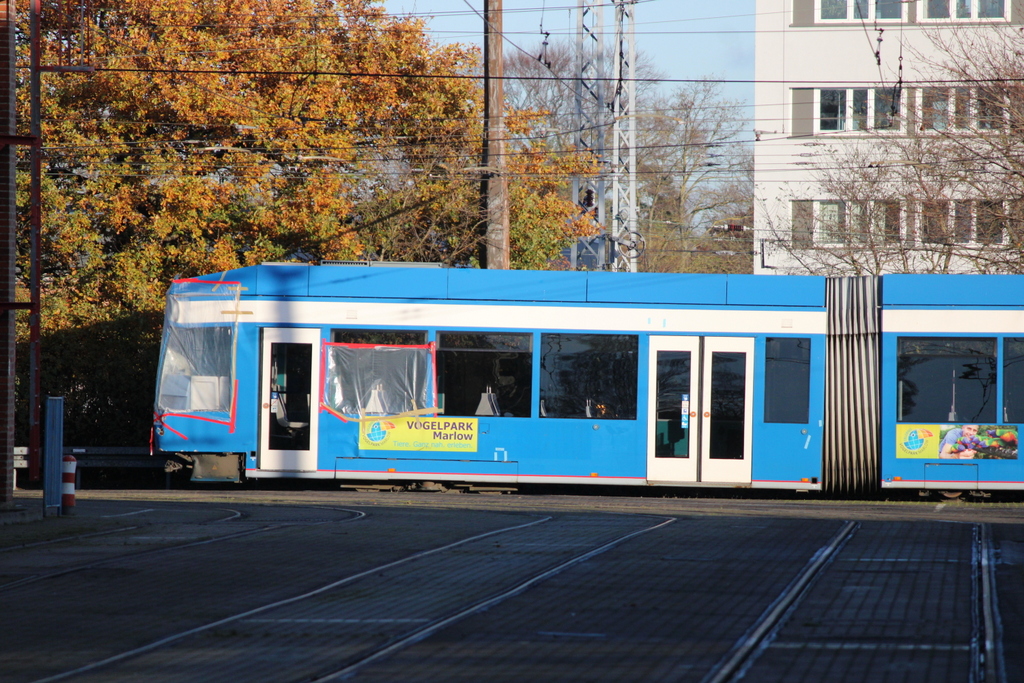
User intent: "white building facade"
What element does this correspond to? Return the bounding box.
[753,0,1024,275]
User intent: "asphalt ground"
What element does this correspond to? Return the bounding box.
[1,488,1023,683]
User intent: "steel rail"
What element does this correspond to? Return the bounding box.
[28,515,554,683]
[974,523,1006,683]
[699,520,860,683]
[0,506,242,554]
[0,507,366,592]
[309,516,677,683]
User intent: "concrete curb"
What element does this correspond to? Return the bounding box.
[0,504,45,526]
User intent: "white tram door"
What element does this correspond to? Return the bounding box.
[699,337,754,484]
[647,336,754,485]
[258,328,320,472]
[647,337,700,482]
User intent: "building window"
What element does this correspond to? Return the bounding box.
[954,87,972,128]
[818,201,848,243]
[920,200,950,244]
[977,88,1006,129]
[953,201,973,243]
[820,89,846,131]
[851,202,872,242]
[822,0,854,18]
[795,200,905,245]
[922,88,951,131]
[874,88,900,129]
[876,0,902,17]
[1010,201,1024,244]
[540,333,638,419]
[819,0,904,19]
[818,88,899,133]
[792,200,814,247]
[977,201,1005,244]
[881,201,903,242]
[897,337,997,423]
[437,332,532,417]
[925,0,1006,19]
[852,89,869,130]
[923,88,1008,131]
[918,200,1005,244]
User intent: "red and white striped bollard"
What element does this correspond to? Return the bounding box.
[62,455,77,515]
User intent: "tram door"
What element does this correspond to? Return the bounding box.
[647,336,754,484]
[258,328,320,472]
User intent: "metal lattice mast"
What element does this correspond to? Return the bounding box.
[572,0,605,231]
[611,0,640,272]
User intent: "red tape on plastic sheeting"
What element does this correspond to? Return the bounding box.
[323,342,434,350]
[154,380,238,440]
[320,402,350,423]
[171,277,242,290]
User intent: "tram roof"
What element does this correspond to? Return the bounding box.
[177,264,828,308]
[882,274,1024,307]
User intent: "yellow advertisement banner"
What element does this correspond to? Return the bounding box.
[895,425,941,459]
[359,417,478,452]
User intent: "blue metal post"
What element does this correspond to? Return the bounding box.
[42,396,63,516]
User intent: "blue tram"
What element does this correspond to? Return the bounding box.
[151,264,1024,495]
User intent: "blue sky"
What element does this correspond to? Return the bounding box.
[380,0,756,107]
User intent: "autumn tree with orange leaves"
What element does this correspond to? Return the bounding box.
[14,0,593,445]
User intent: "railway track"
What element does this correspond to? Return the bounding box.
[0,505,365,592]
[1,500,1011,683]
[701,522,1005,683]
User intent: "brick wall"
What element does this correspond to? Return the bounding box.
[0,0,17,508]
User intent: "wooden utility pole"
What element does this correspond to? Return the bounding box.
[481,0,509,269]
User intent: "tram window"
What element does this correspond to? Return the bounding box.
[764,338,811,423]
[323,344,433,417]
[709,352,747,460]
[331,329,427,345]
[437,332,532,417]
[540,333,638,420]
[157,325,233,412]
[1004,338,1024,423]
[897,337,996,423]
[655,351,691,457]
[268,342,311,451]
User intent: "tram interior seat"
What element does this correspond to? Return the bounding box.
[475,387,500,416]
[272,391,309,431]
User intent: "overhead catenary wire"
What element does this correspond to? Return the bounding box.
[20,4,1024,186]
[50,66,1024,87]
